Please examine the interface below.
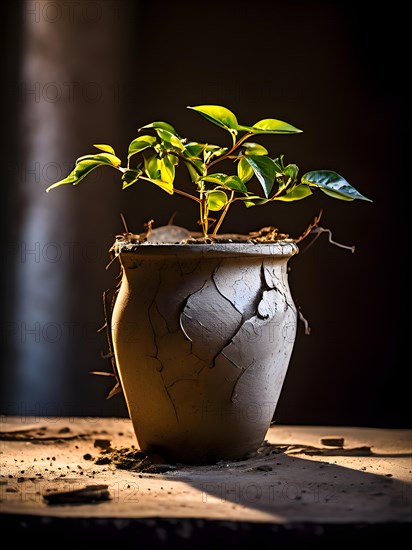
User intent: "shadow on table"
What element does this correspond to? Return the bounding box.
[177,447,411,522]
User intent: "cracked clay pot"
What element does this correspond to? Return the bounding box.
[111,242,298,463]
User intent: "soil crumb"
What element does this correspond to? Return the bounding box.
[94,446,174,473]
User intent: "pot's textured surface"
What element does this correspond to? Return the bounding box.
[111,243,298,463]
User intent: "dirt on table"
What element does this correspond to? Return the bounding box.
[1,418,410,526]
[94,445,175,474]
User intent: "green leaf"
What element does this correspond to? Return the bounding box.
[166,152,179,166]
[45,157,120,192]
[273,155,285,173]
[274,160,299,192]
[184,142,206,158]
[201,173,248,193]
[144,155,174,194]
[238,119,302,135]
[121,168,142,189]
[302,170,372,201]
[223,175,248,193]
[154,128,185,150]
[242,142,268,156]
[76,152,122,168]
[188,105,238,132]
[201,173,228,185]
[207,190,228,211]
[93,144,116,155]
[204,145,228,163]
[244,155,276,198]
[283,163,299,180]
[139,121,177,134]
[145,177,174,194]
[144,155,161,180]
[237,157,254,183]
[128,135,157,158]
[183,142,206,177]
[184,157,204,178]
[241,196,269,208]
[185,162,202,182]
[274,184,312,201]
[158,155,175,184]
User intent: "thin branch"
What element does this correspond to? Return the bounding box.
[207,133,253,169]
[93,288,123,399]
[138,175,201,203]
[173,187,201,203]
[294,210,355,253]
[167,211,178,225]
[120,212,132,234]
[212,191,235,237]
[294,210,323,243]
[200,188,208,237]
[300,226,356,254]
[105,254,119,271]
[321,228,355,252]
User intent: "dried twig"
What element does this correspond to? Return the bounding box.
[294,210,323,243]
[294,209,355,253]
[300,227,355,254]
[298,309,311,335]
[249,226,290,242]
[120,212,130,234]
[90,287,123,399]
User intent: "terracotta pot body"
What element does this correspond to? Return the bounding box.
[111,242,298,463]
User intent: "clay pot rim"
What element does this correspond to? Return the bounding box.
[112,240,299,259]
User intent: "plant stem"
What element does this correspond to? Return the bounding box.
[201,198,208,237]
[207,133,253,169]
[198,183,208,237]
[173,188,201,203]
[139,176,200,203]
[212,191,235,237]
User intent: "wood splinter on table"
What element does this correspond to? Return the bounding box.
[43,485,111,505]
[320,436,345,447]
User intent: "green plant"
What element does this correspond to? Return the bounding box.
[46,105,371,237]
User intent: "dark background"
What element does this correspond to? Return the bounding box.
[1,1,407,427]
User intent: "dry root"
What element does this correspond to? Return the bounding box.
[248,226,290,242]
[294,210,355,253]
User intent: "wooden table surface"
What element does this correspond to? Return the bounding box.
[1,417,411,546]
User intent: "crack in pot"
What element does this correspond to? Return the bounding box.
[179,275,243,368]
